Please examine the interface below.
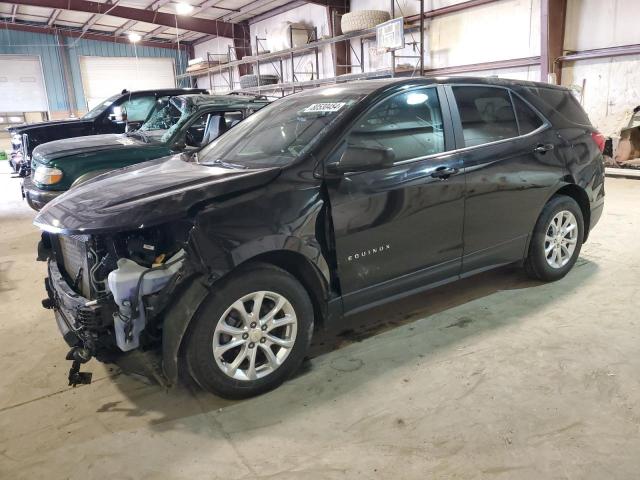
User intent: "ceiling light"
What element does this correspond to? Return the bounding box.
[175,2,194,15]
[128,32,141,43]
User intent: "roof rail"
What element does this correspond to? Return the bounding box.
[228,92,268,101]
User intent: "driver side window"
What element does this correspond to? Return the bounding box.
[347,87,445,163]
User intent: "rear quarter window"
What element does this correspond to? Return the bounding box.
[526,87,592,128]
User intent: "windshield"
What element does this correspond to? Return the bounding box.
[82,93,121,120]
[198,88,366,168]
[137,97,192,142]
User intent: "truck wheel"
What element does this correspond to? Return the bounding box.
[525,195,584,282]
[185,264,314,399]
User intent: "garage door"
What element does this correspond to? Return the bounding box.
[0,55,48,113]
[80,56,176,110]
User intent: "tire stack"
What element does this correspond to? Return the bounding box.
[341,10,391,34]
[239,74,279,89]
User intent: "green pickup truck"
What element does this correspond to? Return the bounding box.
[22,94,269,210]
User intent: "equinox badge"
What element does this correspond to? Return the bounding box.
[347,244,391,262]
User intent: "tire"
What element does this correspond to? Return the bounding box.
[239,74,279,89]
[341,10,391,34]
[524,195,584,282]
[185,263,314,399]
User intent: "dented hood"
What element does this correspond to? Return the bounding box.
[34,155,281,235]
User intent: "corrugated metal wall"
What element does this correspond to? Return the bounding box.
[0,29,188,115]
[0,29,68,112]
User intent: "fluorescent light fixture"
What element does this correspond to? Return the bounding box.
[175,2,194,15]
[406,92,428,105]
[128,32,142,43]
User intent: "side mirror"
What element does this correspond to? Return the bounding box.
[328,145,395,174]
[108,106,127,123]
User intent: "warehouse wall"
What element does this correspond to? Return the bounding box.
[349,0,540,78]
[193,36,238,93]
[249,3,335,83]
[0,28,188,118]
[562,0,640,136]
[0,29,69,113]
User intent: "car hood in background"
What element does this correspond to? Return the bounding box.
[7,118,92,134]
[32,134,155,163]
[34,156,281,234]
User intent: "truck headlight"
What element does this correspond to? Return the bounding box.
[34,166,63,185]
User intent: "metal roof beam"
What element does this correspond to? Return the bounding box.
[10,0,243,37]
[2,20,188,50]
[47,8,60,25]
[142,0,240,40]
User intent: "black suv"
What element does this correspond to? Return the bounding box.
[35,77,605,398]
[7,88,205,176]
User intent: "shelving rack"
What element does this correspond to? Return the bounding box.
[177,1,426,97]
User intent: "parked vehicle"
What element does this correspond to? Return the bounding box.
[7,88,206,177]
[35,77,605,398]
[23,94,269,210]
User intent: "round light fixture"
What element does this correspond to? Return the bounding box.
[128,32,142,43]
[175,2,194,15]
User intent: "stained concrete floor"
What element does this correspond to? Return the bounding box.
[0,163,639,480]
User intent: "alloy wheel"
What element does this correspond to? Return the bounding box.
[212,291,298,381]
[544,210,578,269]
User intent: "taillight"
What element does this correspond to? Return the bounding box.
[591,131,605,152]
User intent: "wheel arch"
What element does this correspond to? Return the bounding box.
[552,183,591,242]
[162,249,331,387]
[239,250,330,331]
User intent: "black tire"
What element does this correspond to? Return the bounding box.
[525,195,584,282]
[185,263,314,399]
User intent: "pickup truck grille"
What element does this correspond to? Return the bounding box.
[57,234,91,298]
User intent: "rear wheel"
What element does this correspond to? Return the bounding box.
[185,264,313,399]
[525,195,584,282]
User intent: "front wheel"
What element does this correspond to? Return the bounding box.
[525,195,584,282]
[185,264,314,399]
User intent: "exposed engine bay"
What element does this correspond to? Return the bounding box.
[40,221,194,386]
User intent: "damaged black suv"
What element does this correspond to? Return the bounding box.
[35,77,605,398]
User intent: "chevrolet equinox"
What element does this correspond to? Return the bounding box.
[35,77,605,398]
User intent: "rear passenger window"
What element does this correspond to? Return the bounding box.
[348,87,445,162]
[513,95,544,134]
[452,86,519,147]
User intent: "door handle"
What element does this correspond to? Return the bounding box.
[430,166,459,179]
[534,143,554,154]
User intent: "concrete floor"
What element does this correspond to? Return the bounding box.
[1,162,639,480]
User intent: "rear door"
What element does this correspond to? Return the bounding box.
[326,85,465,312]
[445,84,564,274]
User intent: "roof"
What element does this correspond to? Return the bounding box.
[177,93,270,108]
[122,87,207,96]
[316,76,570,96]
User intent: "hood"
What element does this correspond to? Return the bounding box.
[34,156,281,235]
[33,134,153,163]
[7,118,91,134]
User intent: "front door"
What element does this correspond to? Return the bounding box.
[326,85,465,313]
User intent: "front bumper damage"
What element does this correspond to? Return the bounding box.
[44,249,188,387]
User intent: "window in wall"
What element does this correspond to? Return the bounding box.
[452,86,519,147]
[348,87,445,163]
[121,96,157,122]
[513,95,544,135]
